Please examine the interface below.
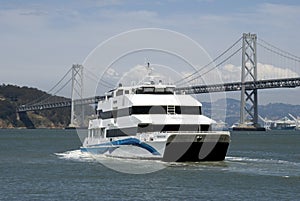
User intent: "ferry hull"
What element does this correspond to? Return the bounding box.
[81,132,230,162]
[163,133,230,162]
[163,141,229,162]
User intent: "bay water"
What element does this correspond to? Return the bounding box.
[1,129,300,201]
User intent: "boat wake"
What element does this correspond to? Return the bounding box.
[55,149,166,174]
[225,156,300,177]
[55,150,95,162]
[55,151,300,176]
[226,156,300,166]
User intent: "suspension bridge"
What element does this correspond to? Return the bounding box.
[17,33,300,129]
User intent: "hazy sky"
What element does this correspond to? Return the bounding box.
[1,0,300,104]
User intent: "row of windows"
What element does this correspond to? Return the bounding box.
[137,124,210,132]
[114,87,174,97]
[98,106,202,119]
[135,87,174,94]
[132,106,201,115]
[105,124,210,137]
[116,89,130,96]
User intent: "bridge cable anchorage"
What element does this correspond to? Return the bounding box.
[177,46,242,87]
[174,36,243,86]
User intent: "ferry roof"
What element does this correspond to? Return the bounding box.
[106,82,177,96]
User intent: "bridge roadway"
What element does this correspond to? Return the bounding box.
[17,77,300,112]
[177,77,300,94]
[17,96,105,112]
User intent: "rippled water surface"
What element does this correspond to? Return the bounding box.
[1,129,300,200]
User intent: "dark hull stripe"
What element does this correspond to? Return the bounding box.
[98,106,202,119]
[105,125,210,138]
[163,142,229,162]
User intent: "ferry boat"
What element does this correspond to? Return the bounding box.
[81,73,230,162]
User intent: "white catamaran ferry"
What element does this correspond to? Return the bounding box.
[81,71,230,162]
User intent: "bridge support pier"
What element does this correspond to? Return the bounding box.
[17,111,35,129]
[69,64,84,128]
[239,33,263,130]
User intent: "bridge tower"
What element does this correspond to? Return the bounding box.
[69,64,84,127]
[239,33,260,128]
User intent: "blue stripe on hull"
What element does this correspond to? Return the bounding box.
[111,138,160,155]
[82,138,160,156]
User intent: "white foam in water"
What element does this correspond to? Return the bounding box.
[225,156,300,177]
[55,150,95,162]
[55,150,167,174]
[226,156,300,166]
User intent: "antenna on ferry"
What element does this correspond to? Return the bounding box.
[146,62,152,83]
[145,61,152,77]
[141,60,155,84]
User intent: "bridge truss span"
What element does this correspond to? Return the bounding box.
[176,77,300,94]
[17,96,105,112]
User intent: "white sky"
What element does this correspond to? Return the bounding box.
[1,0,300,104]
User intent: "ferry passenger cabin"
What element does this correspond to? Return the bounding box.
[95,83,212,138]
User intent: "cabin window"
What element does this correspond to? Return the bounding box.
[137,124,203,133]
[165,87,174,94]
[98,108,130,119]
[131,106,201,115]
[200,125,210,131]
[154,88,164,93]
[178,106,202,115]
[97,106,202,119]
[116,89,123,96]
[132,106,167,115]
[135,87,175,94]
[125,90,129,94]
[98,110,113,119]
[143,87,155,93]
[93,129,101,138]
[116,108,130,117]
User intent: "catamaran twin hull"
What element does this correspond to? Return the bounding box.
[81,132,230,162]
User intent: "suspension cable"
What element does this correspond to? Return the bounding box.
[258,38,300,61]
[35,77,72,105]
[27,67,73,105]
[175,36,243,85]
[257,42,300,63]
[84,67,115,89]
[178,46,243,86]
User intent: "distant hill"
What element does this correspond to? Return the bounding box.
[202,98,300,127]
[0,84,71,128]
[1,84,300,128]
[259,103,300,120]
